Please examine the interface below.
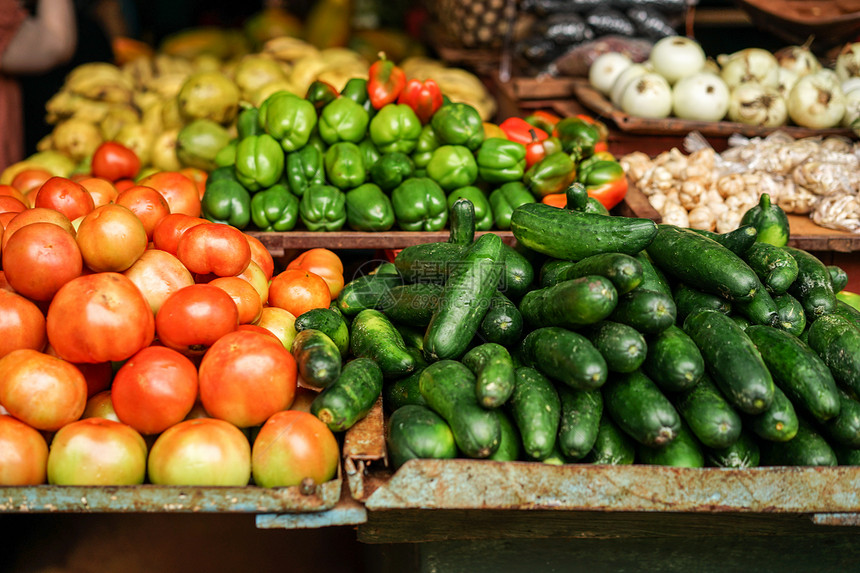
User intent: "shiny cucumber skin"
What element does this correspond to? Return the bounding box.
[509,367,561,460]
[603,369,681,448]
[311,358,383,431]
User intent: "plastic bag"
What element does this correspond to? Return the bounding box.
[534,13,595,45]
[611,0,689,12]
[552,35,653,77]
[520,0,605,17]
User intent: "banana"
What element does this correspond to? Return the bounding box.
[99,104,141,140]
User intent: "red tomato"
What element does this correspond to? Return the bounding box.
[47,272,156,363]
[209,276,263,324]
[155,283,238,357]
[286,248,345,298]
[236,260,269,306]
[111,346,198,435]
[0,414,48,485]
[0,195,26,214]
[268,268,331,318]
[176,223,252,277]
[11,168,52,194]
[34,176,95,221]
[81,390,120,421]
[151,213,208,255]
[114,185,171,240]
[256,306,297,350]
[237,323,281,343]
[179,166,208,199]
[77,177,119,208]
[2,222,83,301]
[46,418,147,485]
[114,178,136,192]
[198,330,297,428]
[0,184,28,205]
[43,343,114,397]
[122,248,195,314]
[147,418,251,486]
[91,141,141,182]
[138,171,201,217]
[251,410,339,487]
[245,234,275,281]
[1,207,75,252]
[0,211,16,232]
[0,349,87,431]
[75,204,148,272]
[0,290,47,359]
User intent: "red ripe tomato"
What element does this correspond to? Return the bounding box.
[151,213,208,255]
[34,177,95,221]
[268,268,331,318]
[111,346,198,435]
[0,414,49,485]
[178,167,207,199]
[47,272,156,363]
[0,290,47,358]
[2,222,82,301]
[47,418,147,485]
[245,234,275,281]
[209,276,263,324]
[198,330,297,428]
[11,168,52,194]
[0,348,87,431]
[237,323,281,343]
[1,207,74,252]
[75,204,148,272]
[286,248,345,298]
[147,418,251,486]
[91,141,141,182]
[251,410,339,487]
[43,344,114,397]
[236,260,269,306]
[0,195,27,214]
[0,184,28,205]
[114,185,171,240]
[82,390,120,421]
[114,178,136,192]
[137,171,201,217]
[76,177,118,208]
[155,283,238,356]
[176,223,252,277]
[122,248,195,314]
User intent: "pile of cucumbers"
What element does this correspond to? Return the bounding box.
[301,187,860,469]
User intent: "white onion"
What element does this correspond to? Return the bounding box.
[672,72,730,121]
[776,67,800,99]
[620,73,673,119]
[610,63,649,108]
[719,48,780,90]
[836,42,860,82]
[841,77,860,95]
[589,52,634,95]
[727,83,787,126]
[775,40,821,77]
[648,36,706,85]
[842,88,860,127]
[787,71,846,128]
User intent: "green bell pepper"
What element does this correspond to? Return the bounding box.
[258,91,318,152]
[426,145,478,191]
[319,97,370,145]
[370,152,414,192]
[345,183,395,231]
[286,144,325,197]
[201,178,252,229]
[305,80,339,112]
[234,133,284,192]
[577,159,625,186]
[324,142,366,190]
[208,165,240,185]
[523,152,576,198]
[391,177,448,231]
[250,184,299,232]
[299,184,347,231]
[305,128,327,156]
[411,124,439,169]
[554,117,600,160]
[340,77,376,119]
[237,107,262,139]
[214,139,237,168]
[369,103,422,154]
[447,186,493,231]
[430,102,485,151]
[488,181,535,230]
[358,138,381,174]
[476,137,526,184]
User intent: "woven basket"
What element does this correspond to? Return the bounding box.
[433,0,519,49]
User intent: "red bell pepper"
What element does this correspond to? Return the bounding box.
[368,53,406,110]
[587,178,628,210]
[397,78,443,124]
[499,117,548,146]
[540,193,566,208]
[524,110,561,134]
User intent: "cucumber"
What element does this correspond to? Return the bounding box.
[294,307,350,355]
[760,419,837,466]
[646,224,760,302]
[637,421,704,468]
[394,242,464,284]
[683,309,775,415]
[732,279,780,327]
[745,325,840,423]
[396,324,425,350]
[822,389,860,448]
[381,283,443,327]
[508,367,561,460]
[833,300,860,330]
[673,374,742,449]
[291,329,342,389]
[584,321,647,373]
[690,224,758,255]
[383,348,428,412]
[740,192,790,247]
[642,325,705,393]
[519,275,618,329]
[705,429,760,468]
[742,242,798,295]
[557,386,602,460]
[833,444,860,465]
[499,243,534,300]
[489,410,521,462]
[424,233,505,360]
[585,412,635,465]
[673,283,731,324]
[511,203,658,261]
[520,327,608,391]
[635,250,672,296]
[539,253,643,295]
[603,370,681,448]
[785,246,837,319]
[462,343,516,409]
[608,288,676,334]
[731,315,751,330]
[373,262,399,276]
[806,314,860,396]
[311,358,383,431]
[337,274,403,316]
[541,444,567,466]
[828,264,849,293]
[478,291,523,347]
[585,196,610,215]
[350,309,415,378]
[772,293,806,336]
[748,384,798,442]
[387,405,457,469]
[419,360,501,458]
[448,197,476,245]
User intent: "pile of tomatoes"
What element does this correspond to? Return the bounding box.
[0,141,345,488]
